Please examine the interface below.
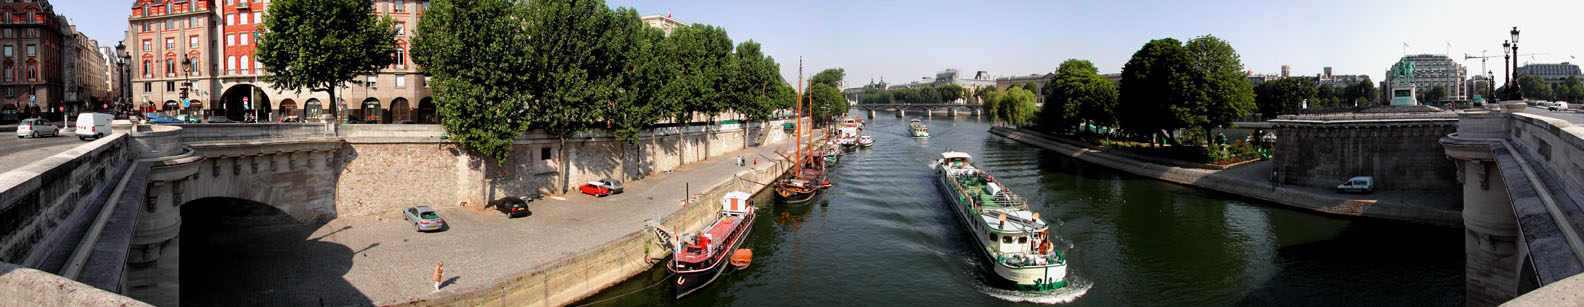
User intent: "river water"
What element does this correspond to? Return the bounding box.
[577,112,1464,306]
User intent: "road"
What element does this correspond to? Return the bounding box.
[1519,107,1584,125]
[0,129,97,172]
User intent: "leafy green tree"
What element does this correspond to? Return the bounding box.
[938,84,965,103]
[1424,85,1448,103]
[1519,74,1553,100]
[1184,35,1255,137]
[1345,78,1376,106]
[984,88,1004,125]
[1253,77,1316,118]
[609,9,668,144]
[1040,59,1117,133]
[724,40,784,121]
[256,0,395,122]
[655,24,734,165]
[810,68,844,88]
[411,0,526,162]
[1002,87,1038,127]
[973,86,992,104]
[1557,76,1584,103]
[1118,38,1198,145]
[919,86,942,104]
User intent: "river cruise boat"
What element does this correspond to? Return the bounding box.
[910,119,930,138]
[933,151,1066,290]
[857,135,874,147]
[654,191,757,298]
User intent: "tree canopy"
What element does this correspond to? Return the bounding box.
[1039,59,1117,133]
[1253,77,1316,119]
[937,84,965,103]
[1183,35,1255,136]
[1118,38,1197,142]
[809,68,845,89]
[999,87,1038,127]
[411,0,532,161]
[256,0,395,120]
[1518,74,1552,100]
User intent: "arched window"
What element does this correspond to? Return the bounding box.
[165,58,175,77]
[240,55,250,74]
[393,46,404,69]
[142,60,151,77]
[227,56,235,75]
[24,60,35,81]
[304,99,323,122]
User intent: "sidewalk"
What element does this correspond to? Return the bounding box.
[990,127,1461,226]
[186,137,809,306]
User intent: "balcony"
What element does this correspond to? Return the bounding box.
[236,1,252,11]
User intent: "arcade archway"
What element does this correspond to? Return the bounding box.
[390,98,409,123]
[220,84,272,122]
[360,98,382,124]
[279,99,297,122]
[417,97,435,124]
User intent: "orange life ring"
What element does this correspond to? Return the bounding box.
[779,190,792,197]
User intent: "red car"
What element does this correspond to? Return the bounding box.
[578,178,624,197]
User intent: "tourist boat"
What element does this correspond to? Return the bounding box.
[824,148,842,165]
[857,135,875,147]
[653,191,757,298]
[933,151,1066,290]
[910,119,930,138]
[835,126,859,147]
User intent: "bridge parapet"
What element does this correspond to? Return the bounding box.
[0,134,130,266]
[175,123,334,144]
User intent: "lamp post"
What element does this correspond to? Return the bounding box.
[1510,27,1521,100]
[115,42,126,117]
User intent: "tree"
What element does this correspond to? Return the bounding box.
[1183,35,1255,138]
[1118,38,1197,145]
[1040,59,1118,133]
[1253,77,1316,119]
[1002,87,1038,127]
[984,88,1004,125]
[1557,76,1584,103]
[938,84,965,103]
[522,0,644,193]
[610,9,669,144]
[256,0,395,122]
[1344,78,1377,106]
[810,83,846,120]
[810,68,844,88]
[655,24,734,167]
[1519,74,1553,100]
[1423,85,1447,103]
[411,0,531,162]
[973,86,993,104]
[723,40,784,121]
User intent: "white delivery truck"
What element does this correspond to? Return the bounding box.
[75,113,113,140]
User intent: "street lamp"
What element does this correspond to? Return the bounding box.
[1509,27,1521,100]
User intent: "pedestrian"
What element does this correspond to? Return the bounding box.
[433,261,444,290]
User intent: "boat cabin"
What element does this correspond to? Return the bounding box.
[982,210,1049,255]
[940,151,972,169]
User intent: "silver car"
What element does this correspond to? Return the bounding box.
[16,118,60,138]
[403,206,447,232]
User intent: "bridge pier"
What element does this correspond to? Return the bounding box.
[949,108,957,118]
[926,109,932,119]
[867,110,875,119]
[973,108,982,117]
[896,109,905,118]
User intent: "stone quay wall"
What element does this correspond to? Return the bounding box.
[0,134,130,264]
[1272,116,1459,192]
[334,118,797,217]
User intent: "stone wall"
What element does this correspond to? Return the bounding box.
[1273,117,1459,191]
[0,262,151,307]
[334,118,795,217]
[0,134,130,264]
[1508,113,1584,203]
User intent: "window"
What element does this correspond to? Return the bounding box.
[190,36,199,49]
[423,0,429,11]
[226,33,234,46]
[144,82,152,92]
[142,60,151,77]
[167,81,175,92]
[1018,236,1027,244]
[240,55,250,74]
[424,76,430,88]
[367,75,378,88]
[166,60,175,77]
[24,44,32,57]
[226,14,233,26]
[393,47,404,68]
[394,23,404,36]
[255,58,262,72]
[165,37,175,49]
[141,22,149,32]
[227,56,236,74]
[2,45,10,57]
[1001,235,1012,244]
[3,29,11,38]
[240,32,248,45]
[24,61,34,81]
[394,0,405,12]
[253,12,260,25]
[395,75,405,88]
[2,61,10,82]
[167,19,175,30]
[189,16,198,27]
[541,147,552,161]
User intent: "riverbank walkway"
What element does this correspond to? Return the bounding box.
[193,135,818,306]
[989,127,1461,226]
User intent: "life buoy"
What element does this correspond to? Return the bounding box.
[779,190,792,197]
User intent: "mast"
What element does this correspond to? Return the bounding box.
[794,57,804,176]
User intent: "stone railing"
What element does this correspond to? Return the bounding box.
[1276,112,1458,122]
[0,134,130,266]
[175,123,335,144]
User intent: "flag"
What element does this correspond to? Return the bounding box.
[1403,42,1409,47]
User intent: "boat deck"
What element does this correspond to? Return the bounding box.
[677,215,744,263]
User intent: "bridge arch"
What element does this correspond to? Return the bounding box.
[220,84,272,122]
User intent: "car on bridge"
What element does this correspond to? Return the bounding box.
[15,118,60,138]
[491,196,533,218]
[1335,176,1375,193]
[404,206,447,232]
[578,178,624,197]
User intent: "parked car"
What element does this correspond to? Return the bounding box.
[141,112,182,124]
[490,196,533,218]
[206,116,232,123]
[578,178,624,197]
[1336,176,1374,193]
[16,118,60,138]
[394,120,416,124]
[75,113,114,140]
[403,206,447,232]
[1548,101,1570,111]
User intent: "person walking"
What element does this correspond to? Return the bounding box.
[433,261,444,290]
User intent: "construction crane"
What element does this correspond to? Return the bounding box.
[1466,51,1547,83]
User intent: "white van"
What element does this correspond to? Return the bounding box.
[74,113,113,141]
[1549,101,1570,111]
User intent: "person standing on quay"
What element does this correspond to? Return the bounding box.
[433,261,444,290]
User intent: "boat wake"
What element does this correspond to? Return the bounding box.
[978,276,1091,305]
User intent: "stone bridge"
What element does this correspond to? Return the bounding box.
[1440,103,1584,306]
[856,103,983,118]
[0,117,797,306]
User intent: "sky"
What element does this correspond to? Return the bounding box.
[58,0,1584,89]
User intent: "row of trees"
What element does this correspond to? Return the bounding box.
[855,84,969,105]
[1503,75,1584,102]
[1252,77,1377,118]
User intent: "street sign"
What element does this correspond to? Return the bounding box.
[183,98,190,108]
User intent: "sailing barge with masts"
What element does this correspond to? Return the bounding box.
[773,57,830,204]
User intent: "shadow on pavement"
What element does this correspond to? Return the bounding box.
[180,197,372,306]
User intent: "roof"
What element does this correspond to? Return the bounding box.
[941,151,972,160]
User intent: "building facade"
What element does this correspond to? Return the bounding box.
[1514,62,1582,90]
[1385,54,1468,102]
[0,0,67,121]
[128,0,437,123]
[641,14,684,35]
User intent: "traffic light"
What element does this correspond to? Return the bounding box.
[180,88,188,99]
